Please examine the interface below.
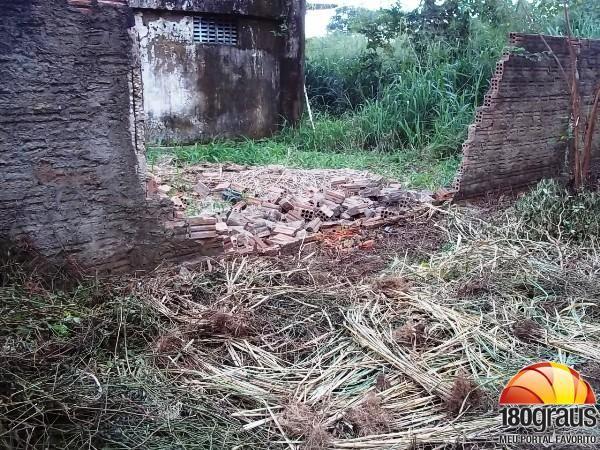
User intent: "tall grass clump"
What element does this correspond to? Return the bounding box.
[303,0,600,158]
[353,27,502,157]
[304,7,508,157]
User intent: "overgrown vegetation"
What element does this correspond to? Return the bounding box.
[147,140,459,189]
[3,183,600,448]
[514,179,600,241]
[154,0,600,189]
[305,0,599,157]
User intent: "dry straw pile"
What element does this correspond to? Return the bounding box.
[1,200,599,448]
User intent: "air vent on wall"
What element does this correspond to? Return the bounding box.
[193,16,238,45]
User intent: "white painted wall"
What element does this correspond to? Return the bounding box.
[135,13,201,138]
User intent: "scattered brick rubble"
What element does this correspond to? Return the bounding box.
[151,167,439,256]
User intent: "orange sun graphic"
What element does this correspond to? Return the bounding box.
[500,362,596,405]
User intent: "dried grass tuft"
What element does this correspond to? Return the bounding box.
[201,308,254,338]
[345,392,391,437]
[280,401,316,437]
[302,424,332,450]
[393,320,426,348]
[280,401,332,449]
[154,330,185,354]
[373,275,411,296]
[455,278,490,298]
[512,318,543,343]
[444,374,483,416]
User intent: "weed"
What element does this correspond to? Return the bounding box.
[345,392,391,437]
[444,375,483,416]
[513,179,600,242]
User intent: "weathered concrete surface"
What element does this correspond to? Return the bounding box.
[134,10,282,143]
[133,0,305,144]
[279,0,305,127]
[455,33,600,199]
[0,0,217,272]
[0,0,149,272]
[129,0,285,19]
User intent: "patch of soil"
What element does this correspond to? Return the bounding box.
[295,217,446,284]
[369,218,447,262]
[311,247,387,282]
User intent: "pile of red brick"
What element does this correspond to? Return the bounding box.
[163,175,434,255]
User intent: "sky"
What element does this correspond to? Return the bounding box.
[306,1,422,38]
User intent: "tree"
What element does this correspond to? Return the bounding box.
[327,6,405,50]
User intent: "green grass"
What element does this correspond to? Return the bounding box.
[147,2,600,194]
[513,179,600,242]
[148,134,459,190]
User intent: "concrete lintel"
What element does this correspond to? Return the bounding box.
[128,0,285,20]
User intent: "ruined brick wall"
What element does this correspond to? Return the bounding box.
[0,0,171,273]
[455,33,600,199]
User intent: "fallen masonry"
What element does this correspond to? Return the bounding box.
[151,166,439,256]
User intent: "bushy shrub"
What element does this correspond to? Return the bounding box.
[514,180,600,242]
[305,20,503,157]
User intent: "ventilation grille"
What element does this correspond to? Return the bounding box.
[193,16,238,45]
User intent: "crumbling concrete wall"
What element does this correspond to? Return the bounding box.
[455,33,600,199]
[0,0,147,272]
[0,0,208,272]
[130,0,305,144]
